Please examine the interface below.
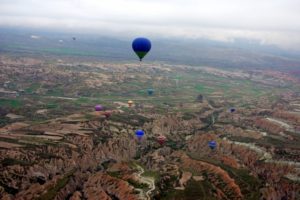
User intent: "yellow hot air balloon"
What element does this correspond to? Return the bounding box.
[128,100,134,107]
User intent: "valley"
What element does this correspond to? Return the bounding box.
[0,54,300,199]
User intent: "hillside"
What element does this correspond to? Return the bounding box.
[0,55,300,199]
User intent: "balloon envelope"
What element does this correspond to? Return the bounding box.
[132,38,151,61]
[95,105,103,111]
[128,100,133,107]
[230,108,236,113]
[147,89,154,95]
[157,135,166,145]
[208,141,217,150]
[104,111,111,118]
[135,130,144,140]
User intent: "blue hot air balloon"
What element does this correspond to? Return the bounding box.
[135,130,145,141]
[230,108,236,113]
[208,141,217,150]
[132,38,151,61]
[147,89,154,95]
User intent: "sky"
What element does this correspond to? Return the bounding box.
[0,0,300,49]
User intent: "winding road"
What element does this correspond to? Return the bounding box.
[135,165,155,200]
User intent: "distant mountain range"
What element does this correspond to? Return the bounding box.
[0,27,300,72]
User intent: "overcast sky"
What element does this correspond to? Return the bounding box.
[0,0,300,49]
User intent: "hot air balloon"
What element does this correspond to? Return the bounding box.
[104,111,112,119]
[135,130,144,141]
[208,141,217,150]
[157,135,166,145]
[147,89,154,95]
[95,105,103,112]
[128,100,134,107]
[230,108,236,113]
[132,37,151,61]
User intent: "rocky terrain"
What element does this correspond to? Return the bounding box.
[0,55,300,199]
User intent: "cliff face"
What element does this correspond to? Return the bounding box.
[260,180,300,200]
[178,152,243,200]
[273,111,300,124]
[219,124,263,139]
[83,172,138,200]
[1,103,300,199]
[0,117,140,200]
[144,114,204,140]
[254,118,285,134]
[186,133,300,200]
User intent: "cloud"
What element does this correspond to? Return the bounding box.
[0,0,300,49]
[30,35,40,39]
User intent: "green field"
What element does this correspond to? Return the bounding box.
[25,83,41,94]
[0,99,22,108]
[162,178,217,200]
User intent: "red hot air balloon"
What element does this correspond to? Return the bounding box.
[157,135,167,145]
[104,111,112,119]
